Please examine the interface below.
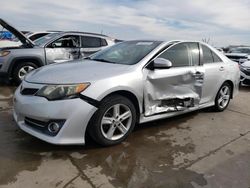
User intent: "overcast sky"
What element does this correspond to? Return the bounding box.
[1,0,250,46]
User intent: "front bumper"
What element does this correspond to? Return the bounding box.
[13,86,97,145]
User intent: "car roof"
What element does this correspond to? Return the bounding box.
[59,31,110,38]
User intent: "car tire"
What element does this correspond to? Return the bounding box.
[13,62,38,84]
[213,82,232,112]
[88,95,136,146]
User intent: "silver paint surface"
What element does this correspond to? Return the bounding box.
[14,40,240,145]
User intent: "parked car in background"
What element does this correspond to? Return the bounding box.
[0,30,18,48]
[215,47,224,53]
[0,30,58,48]
[239,60,250,86]
[229,47,250,54]
[225,47,250,64]
[25,31,59,41]
[0,19,117,83]
[0,31,13,39]
[13,40,240,146]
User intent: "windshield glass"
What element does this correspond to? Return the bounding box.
[34,33,60,46]
[90,41,162,65]
[231,48,250,54]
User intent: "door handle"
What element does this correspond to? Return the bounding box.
[192,71,203,76]
[71,51,78,54]
[219,66,225,71]
[195,71,202,75]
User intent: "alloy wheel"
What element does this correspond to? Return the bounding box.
[18,65,35,80]
[217,85,230,109]
[100,104,132,141]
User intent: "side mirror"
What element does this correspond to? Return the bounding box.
[153,58,172,69]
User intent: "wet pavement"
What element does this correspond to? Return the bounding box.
[1,82,250,188]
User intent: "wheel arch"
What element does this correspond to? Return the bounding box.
[8,57,43,77]
[223,80,234,99]
[101,90,141,123]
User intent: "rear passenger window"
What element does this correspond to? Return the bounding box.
[101,39,108,46]
[212,52,222,62]
[82,36,101,48]
[159,43,199,67]
[202,45,222,63]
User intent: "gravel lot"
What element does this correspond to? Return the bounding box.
[0,82,250,188]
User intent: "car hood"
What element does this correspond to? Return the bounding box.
[0,19,34,47]
[25,60,133,84]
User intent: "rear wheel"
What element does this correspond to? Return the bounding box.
[213,82,232,111]
[13,62,38,84]
[88,95,136,146]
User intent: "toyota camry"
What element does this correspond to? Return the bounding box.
[13,40,240,146]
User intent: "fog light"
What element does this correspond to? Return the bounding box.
[48,122,60,133]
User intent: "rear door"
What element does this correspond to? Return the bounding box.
[80,36,108,58]
[45,35,80,64]
[144,42,204,116]
[199,44,225,104]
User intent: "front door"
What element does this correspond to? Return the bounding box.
[45,35,80,64]
[144,42,204,116]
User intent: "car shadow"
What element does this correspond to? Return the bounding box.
[239,85,250,92]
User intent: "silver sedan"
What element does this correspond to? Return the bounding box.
[13,40,240,146]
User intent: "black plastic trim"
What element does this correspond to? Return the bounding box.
[79,94,100,108]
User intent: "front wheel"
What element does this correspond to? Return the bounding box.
[13,62,38,84]
[88,95,136,146]
[213,82,232,112]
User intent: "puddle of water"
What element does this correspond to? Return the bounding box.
[0,87,207,188]
[0,86,16,100]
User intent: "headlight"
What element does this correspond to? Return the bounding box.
[240,66,247,71]
[36,83,90,100]
[0,51,10,57]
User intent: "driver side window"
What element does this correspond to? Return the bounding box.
[158,42,199,67]
[48,35,80,48]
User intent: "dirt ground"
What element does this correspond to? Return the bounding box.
[1,82,250,188]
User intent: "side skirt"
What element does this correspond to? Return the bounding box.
[139,101,215,124]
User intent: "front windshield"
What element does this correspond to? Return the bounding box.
[34,33,60,46]
[90,41,162,65]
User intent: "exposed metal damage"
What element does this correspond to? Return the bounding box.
[144,69,204,116]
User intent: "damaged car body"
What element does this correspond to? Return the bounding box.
[13,40,240,146]
[0,18,116,83]
[144,42,204,116]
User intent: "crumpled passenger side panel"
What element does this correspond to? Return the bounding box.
[144,69,204,116]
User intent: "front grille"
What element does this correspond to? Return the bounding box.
[24,117,65,136]
[21,88,39,95]
[25,117,47,128]
[241,69,250,76]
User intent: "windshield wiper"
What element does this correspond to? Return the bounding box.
[91,58,116,64]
